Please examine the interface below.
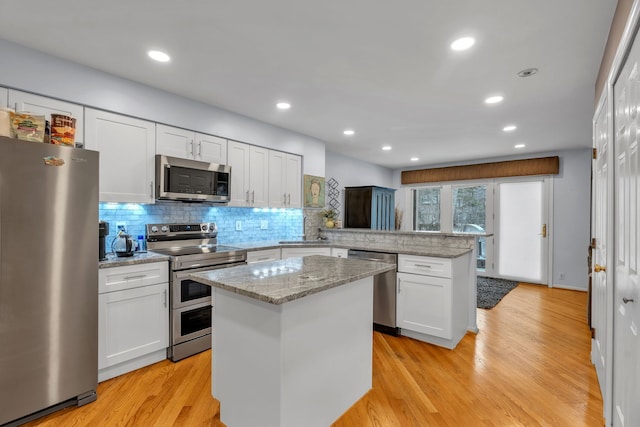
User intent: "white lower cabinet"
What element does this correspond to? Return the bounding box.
[98,262,169,382]
[396,254,470,349]
[397,272,451,339]
[246,248,281,264]
[281,247,331,259]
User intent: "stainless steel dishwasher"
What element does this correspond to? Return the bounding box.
[348,249,398,335]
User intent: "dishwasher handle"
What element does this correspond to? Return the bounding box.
[347,249,397,264]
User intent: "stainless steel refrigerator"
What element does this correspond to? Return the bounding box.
[0,136,99,426]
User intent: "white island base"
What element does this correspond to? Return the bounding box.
[212,276,373,427]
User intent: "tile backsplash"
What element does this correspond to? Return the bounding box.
[99,201,304,250]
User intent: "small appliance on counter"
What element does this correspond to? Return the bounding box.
[112,231,135,257]
[99,221,109,261]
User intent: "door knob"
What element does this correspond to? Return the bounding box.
[623,297,634,304]
[594,264,607,273]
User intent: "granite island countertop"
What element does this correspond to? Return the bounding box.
[190,255,395,305]
[231,240,471,258]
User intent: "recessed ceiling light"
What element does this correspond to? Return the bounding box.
[503,125,517,132]
[514,144,526,149]
[485,95,504,104]
[276,102,291,110]
[410,157,419,162]
[382,145,392,151]
[451,37,475,51]
[343,129,355,136]
[147,50,171,63]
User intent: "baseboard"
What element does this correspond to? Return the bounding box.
[551,283,588,292]
[98,349,167,382]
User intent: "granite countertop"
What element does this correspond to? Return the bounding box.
[231,240,332,250]
[232,240,471,258]
[190,255,396,305]
[98,251,170,268]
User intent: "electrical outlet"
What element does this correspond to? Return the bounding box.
[260,220,268,230]
[559,272,565,280]
[116,221,127,233]
[235,220,242,231]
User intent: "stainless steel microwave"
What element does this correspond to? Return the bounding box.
[156,155,231,203]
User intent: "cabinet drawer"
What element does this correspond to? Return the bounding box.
[397,254,451,278]
[246,248,281,264]
[99,262,169,294]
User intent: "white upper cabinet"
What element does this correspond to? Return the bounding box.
[156,124,227,164]
[268,151,302,208]
[228,141,269,207]
[196,133,227,164]
[8,90,84,145]
[85,108,156,203]
[285,153,302,207]
[156,124,193,159]
[0,87,7,108]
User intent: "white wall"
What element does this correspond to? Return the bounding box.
[0,38,325,176]
[551,149,592,290]
[324,150,395,220]
[392,148,592,290]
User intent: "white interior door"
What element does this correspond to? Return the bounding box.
[612,31,640,426]
[592,90,613,423]
[495,179,549,284]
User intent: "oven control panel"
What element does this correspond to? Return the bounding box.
[146,222,217,237]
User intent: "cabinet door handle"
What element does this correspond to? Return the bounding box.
[163,289,167,308]
[187,139,193,157]
[283,193,287,205]
[414,263,433,269]
[252,190,255,204]
[287,193,291,205]
[246,190,250,203]
[124,274,147,280]
[197,142,202,158]
[149,181,154,198]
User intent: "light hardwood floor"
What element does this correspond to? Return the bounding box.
[24,284,603,426]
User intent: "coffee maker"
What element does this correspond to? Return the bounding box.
[99,221,109,261]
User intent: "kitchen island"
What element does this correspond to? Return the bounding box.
[190,255,395,427]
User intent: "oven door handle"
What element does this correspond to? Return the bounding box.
[173,260,246,274]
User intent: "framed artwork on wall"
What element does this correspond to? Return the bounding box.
[304,174,325,208]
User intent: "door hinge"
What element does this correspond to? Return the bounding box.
[591,238,596,248]
[593,148,597,159]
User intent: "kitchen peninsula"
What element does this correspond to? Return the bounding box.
[191,255,395,427]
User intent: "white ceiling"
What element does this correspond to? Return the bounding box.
[0,1,617,169]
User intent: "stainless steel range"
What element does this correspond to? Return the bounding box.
[146,222,247,361]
